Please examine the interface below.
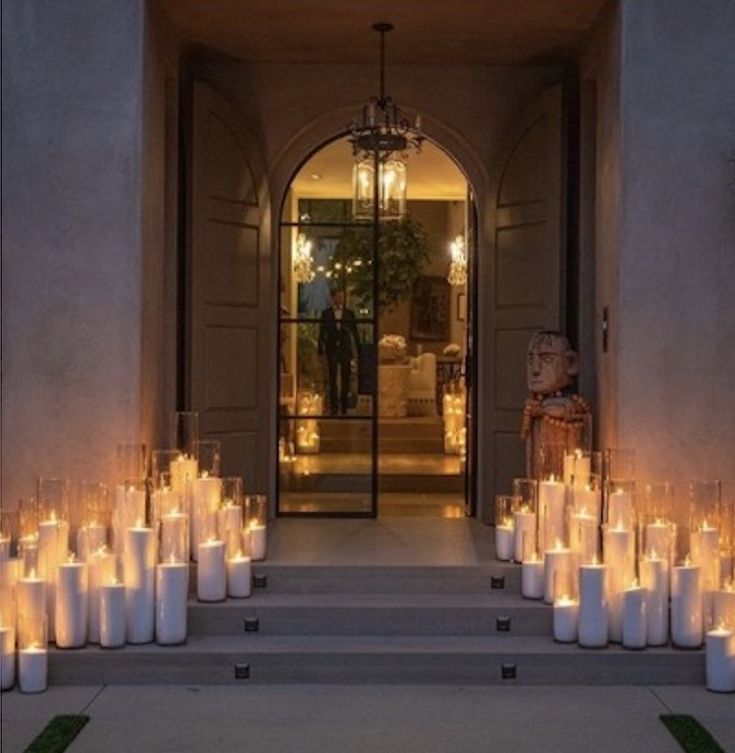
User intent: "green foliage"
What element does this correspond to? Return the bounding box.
[660,715,726,753]
[24,715,90,753]
[331,216,430,311]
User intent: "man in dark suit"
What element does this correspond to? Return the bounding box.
[318,288,359,415]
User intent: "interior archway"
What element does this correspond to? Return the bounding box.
[276,133,476,518]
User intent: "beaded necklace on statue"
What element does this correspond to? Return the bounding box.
[521,393,591,441]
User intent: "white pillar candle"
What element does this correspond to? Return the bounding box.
[192,475,222,560]
[197,539,226,602]
[622,583,647,650]
[124,526,156,644]
[155,560,189,645]
[603,525,636,642]
[691,526,721,628]
[18,646,47,694]
[539,480,566,550]
[38,519,64,642]
[512,508,536,563]
[227,553,252,598]
[640,556,669,646]
[160,512,190,562]
[16,575,46,634]
[87,549,114,644]
[218,503,243,560]
[55,558,88,648]
[578,563,608,648]
[569,511,599,564]
[99,581,126,648]
[75,523,107,562]
[0,627,15,690]
[672,560,703,648]
[543,546,574,605]
[521,556,544,600]
[18,537,38,576]
[607,489,634,529]
[705,627,735,693]
[494,521,514,562]
[248,524,267,561]
[714,585,735,629]
[553,597,579,643]
[170,455,198,495]
[572,487,601,521]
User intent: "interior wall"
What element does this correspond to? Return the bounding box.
[1,0,148,505]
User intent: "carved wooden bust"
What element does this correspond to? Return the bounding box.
[521,330,591,478]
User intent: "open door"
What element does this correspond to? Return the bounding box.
[187,82,270,489]
[489,83,567,515]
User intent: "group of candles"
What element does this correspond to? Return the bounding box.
[443,384,467,456]
[494,447,735,693]
[0,411,269,694]
[295,391,322,454]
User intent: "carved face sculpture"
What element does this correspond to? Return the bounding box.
[526,331,579,396]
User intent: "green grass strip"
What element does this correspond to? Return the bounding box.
[24,715,90,753]
[660,714,727,753]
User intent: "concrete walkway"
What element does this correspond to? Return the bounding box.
[2,685,733,753]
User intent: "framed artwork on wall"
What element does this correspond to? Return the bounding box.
[410,275,450,341]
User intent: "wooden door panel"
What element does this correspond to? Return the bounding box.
[489,84,566,517]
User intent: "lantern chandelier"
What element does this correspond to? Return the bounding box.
[349,23,424,220]
[447,234,468,287]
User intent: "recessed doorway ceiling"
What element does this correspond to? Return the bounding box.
[292,138,467,201]
[156,0,607,65]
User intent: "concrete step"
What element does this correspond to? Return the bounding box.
[48,636,705,686]
[188,593,551,637]
[240,563,522,595]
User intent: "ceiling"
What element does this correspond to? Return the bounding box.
[292,138,467,201]
[156,0,607,66]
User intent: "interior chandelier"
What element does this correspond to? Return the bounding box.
[349,22,424,221]
[293,233,315,283]
[447,234,468,286]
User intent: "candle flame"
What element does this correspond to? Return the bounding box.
[169,553,176,564]
[554,538,563,550]
[30,567,37,579]
[201,470,209,479]
[684,554,691,567]
[50,511,57,522]
[68,552,76,563]
[136,519,143,528]
[650,547,659,560]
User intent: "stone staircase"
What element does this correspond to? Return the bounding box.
[320,417,445,454]
[48,560,704,686]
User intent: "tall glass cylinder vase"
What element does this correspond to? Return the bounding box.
[245,495,268,561]
[0,510,19,560]
[494,495,514,562]
[172,411,199,461]
[512,479,538,564]
[191,442,222,560]
[689,481,722,629]
[76,481,111,561]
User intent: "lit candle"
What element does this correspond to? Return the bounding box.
[691,524,721,628]
[572,485,601,522]
[607,489,634,530]
[494,518,514,562]
[155,556,189,645]
[569,509,599,564]
[197,538,226,602]
[218,501,243,560]
[622,581,647,650]
[512,506,536,563]
[16,571,46,635]
[99,578,126,648]
[0,558,20,624]
[563,450,591,488]
[113,485,146,558]
[87,548,115,644]
[0,626,15,690]
[543,542,573,605]
[705,625,735,693]
[713,581,735,630]
[55,555,88,649]
[227,551,252,598]
[603,524,635,642]
[247,523,267,562]
[75,522,107,562]
[578,561,608,648]
[521,554,544,600]
[18,644,47,694]
[645,520,673,568]
[170,454,198,495]
[192,473,221,560]
[671,558,703,648]
[539,478,566,551]
[124,524,156,644]
[640,554,668,646]
[160,511,189,563]
[37,516,67,642]
[553,596,579,643]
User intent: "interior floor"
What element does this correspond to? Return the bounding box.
[279,491,465,517]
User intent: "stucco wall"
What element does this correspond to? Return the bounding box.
[1,0,178,508]
[1,0,147,505]
[616,0,735,489]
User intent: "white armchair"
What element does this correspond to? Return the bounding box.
[407,352,437,416]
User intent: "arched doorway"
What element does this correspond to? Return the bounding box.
[276,134,477,517]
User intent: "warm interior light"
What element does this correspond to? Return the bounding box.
[293,232,315,283]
